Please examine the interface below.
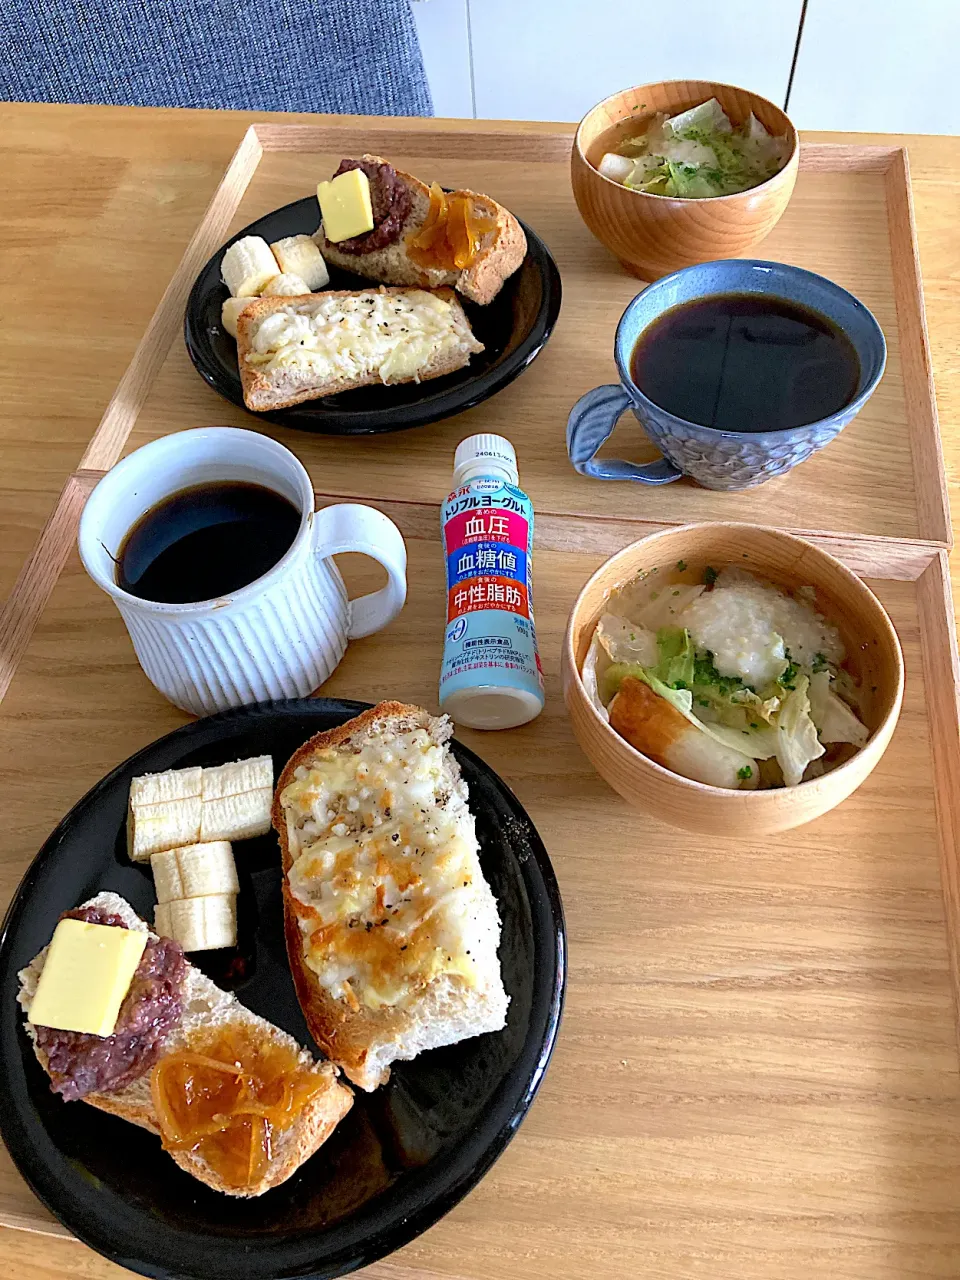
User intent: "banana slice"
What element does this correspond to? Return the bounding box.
[155,894,237,951]
[261,272,311,297]
[221,236,280,298]
[151,841,239,903]
[129,758,273,857]
[130,767,202,808]
[200,756,273,842]
[269,235,330,291]
[221,295,255,340]
[128,766,204,863]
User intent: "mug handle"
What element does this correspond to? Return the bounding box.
[567,384,682,485]
[311,504,408,640]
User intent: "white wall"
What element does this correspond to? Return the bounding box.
[411,0,474,118]
[413,0,801,122]
[469,0,802,123]
[787,0,960,135]
[413,0,960,134]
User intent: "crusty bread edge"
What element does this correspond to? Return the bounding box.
[236,287,483,412]
[83,1080,352,1196]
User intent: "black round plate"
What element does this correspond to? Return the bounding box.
[0,699,565,1280]
[184,197,562,434]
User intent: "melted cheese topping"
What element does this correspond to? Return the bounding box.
[280,728,480,1011]
[243,290,464,384]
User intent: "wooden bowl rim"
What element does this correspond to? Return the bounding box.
[564,521,905,800]
[573,79,800,205]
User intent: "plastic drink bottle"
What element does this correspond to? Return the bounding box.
[439,434,544,730]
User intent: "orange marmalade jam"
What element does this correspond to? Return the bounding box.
[408,183,497,272]
[150,1025,325,1190]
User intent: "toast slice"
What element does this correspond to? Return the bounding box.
[236,286,484,412]
[273,702,510,1092]
[18,892,353,1197]
[314,154,527,306]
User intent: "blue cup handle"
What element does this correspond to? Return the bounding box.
[566,385,683,485]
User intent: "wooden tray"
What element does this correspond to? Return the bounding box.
[1,494,959,1277]
[99,127,945,558]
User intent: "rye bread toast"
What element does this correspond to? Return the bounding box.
[314,155,527,306]
[18,892,353,1197]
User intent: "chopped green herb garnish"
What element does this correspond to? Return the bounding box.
[704,565,718,586]
[737,765,753,781]
[672,589,680,596]
[676,559,687,571]
[693,654,745,697]
[697,698,710,708]
[811,651,829,673]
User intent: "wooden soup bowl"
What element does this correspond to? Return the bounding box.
[572,81,800,281]
[562,524,903,836]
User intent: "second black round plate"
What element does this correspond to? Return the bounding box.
[185,197,562,434]
[0,699,565,1280]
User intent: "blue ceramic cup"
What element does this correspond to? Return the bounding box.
[567,260,886,491]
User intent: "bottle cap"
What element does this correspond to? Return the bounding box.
[452,434,519,487]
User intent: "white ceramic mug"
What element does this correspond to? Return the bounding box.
[78,427,407,716]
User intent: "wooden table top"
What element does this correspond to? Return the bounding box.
[1,102,959,1279]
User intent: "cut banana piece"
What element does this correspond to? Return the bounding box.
[128,765,204,863]
[221,236,280,298]
[151,841,239,903]
[128,799,201,862]
[129,757,273,857]
[261,272,311,297]
[130,767,202,808]
[269,234,330,291]
[200,755,273,842]
[155,894,237,952]
[221,295,255,340]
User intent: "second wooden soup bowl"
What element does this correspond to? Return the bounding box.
[562,524,903,836]
[572,80,800,281]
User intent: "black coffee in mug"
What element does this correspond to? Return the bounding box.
[629,293,861,433]
[117,481,301,604]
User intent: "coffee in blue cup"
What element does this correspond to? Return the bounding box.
[567,259,886,491]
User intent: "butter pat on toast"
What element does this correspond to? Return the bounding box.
[273,702,510,1091]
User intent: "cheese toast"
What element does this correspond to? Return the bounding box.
[236,287,484,412]
[273,703,510,1091]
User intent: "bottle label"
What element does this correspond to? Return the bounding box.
[439,479,543,701]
